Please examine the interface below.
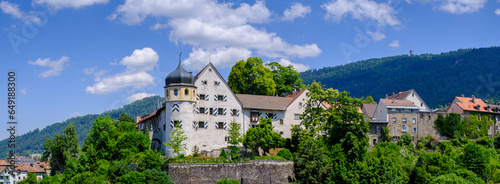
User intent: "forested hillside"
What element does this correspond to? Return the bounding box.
[0,95,163,159]
[300,47,500,107]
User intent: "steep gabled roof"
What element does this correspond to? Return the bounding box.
[0,159,9,166]
[194,62,243,107]
[387,89,413,100]
[15,164,46,173]
[362,103,378,119]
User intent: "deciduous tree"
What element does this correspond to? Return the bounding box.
[243,118,285,155]
[226,120,242,159]
[228,57,276,96]
[163,124,188,157]
[265,61,303,96]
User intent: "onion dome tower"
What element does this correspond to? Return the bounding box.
[162,53,197,157]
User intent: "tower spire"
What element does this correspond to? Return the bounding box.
[179,52,182,65]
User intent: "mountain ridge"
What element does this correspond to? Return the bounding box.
[300,46,500,107]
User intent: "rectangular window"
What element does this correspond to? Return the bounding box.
[294,114,300,120]
[413,127,417,133]
[214,81,219,86]
[402,125,407,132]
[402,118,407,124]
[225,137,230,142]
[299,102,302,107]
[201,80,207,85]
[218,108,224,115]
[163,124,166,131]
[251,111,259,122]
[393,126,396,132]
[412,118,416,124]
[199,107,205,114]
[209,108,214,115]
[232,109,237,116]
[280,119,284,125]
[198,121,205,128]
[199,94,206,100]
[218,122,224,129]
[217,95,224,101]
[392,117,396,123]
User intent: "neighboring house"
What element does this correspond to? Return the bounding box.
[386,89,431,112]
[0,159,49,183]
[489,104,500,136]
[137,61,308,157]
[15,164,46,181]
[368,90,440,145]
[0,166,13,184]
[446,95,497,137]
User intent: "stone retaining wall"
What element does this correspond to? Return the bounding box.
[168,161,295,184]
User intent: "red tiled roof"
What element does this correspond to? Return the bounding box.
[0,159,9,166]
[237,89,306,111]
[453,96,492,113]
[15,164,46,173]
[0,166,7,173]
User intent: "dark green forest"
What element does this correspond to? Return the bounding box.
[0,96,163,159]
[300,47,500,107]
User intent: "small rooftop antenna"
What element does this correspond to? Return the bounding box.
[409,44,413,56]
[179,52,182,65]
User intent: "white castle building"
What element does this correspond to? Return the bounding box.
[136,60,308,157]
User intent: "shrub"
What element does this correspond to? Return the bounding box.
[397,133,413,146]
[217,177,239,184]
[277,148,293,160]
[192,145,201,157]
[495,135,500,149]
[179,154,186,159]
[250,152,255,160]
[476,136,493,148]
[438,141,453,155]
[450,139,461,147]
[219,149,228,159]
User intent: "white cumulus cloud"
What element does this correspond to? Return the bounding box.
[33,0,109,10]
[127,92,157,102]
[389,40,400,48]
[28,56,69,78]
[282,3,311,21]
[183,47,252,70]
[0,1,41,23]
[20,88,27,95]
[85,47,158,94]
[321,0,400,27]
[367,31,386,41]
[495,8,500,15]
[111,0,321,70]
[276,58,310,72]
[438,0,486,14]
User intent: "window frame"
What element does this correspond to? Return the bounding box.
[218,122,224,129]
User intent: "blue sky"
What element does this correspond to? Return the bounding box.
[0,0,499,140]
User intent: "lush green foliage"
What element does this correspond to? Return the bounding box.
[17,172,38,184]
[41,123,79,175]
[265,61,303,96]
[0,95,163,159]
[397,133,413,146]
[163,124,188,157]
[300,47,500,107]
[379,126,391,143]
[228,57,276,96]
[434,113,462,138]
[243,118,285,155]
[219,149,229,159]
[277,148,292,160]
[217,177,239,184]
[226,121,242,159]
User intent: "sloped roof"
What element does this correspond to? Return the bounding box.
[386,89,412,100]
[236,94,293,111]
[0,166,7,173]
[380,99,418,108]
[15,164,46,173]
[362,103,378,119]
[453,96,492,113]
[489,104,500,114]
[137,106,165,124]
[0,159,9,166]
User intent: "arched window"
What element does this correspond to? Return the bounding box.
[174,89,178,96]
[185,89,189,96]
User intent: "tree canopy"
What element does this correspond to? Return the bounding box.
[228,57,276,96]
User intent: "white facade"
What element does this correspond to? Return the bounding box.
[138,62,308,157]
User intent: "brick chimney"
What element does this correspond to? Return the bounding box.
[472,95,476,104]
